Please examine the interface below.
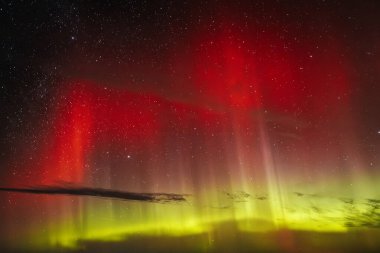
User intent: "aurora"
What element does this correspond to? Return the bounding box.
[1,1,380,252]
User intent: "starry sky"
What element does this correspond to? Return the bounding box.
[1,1,380,252]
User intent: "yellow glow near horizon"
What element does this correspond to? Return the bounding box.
[20,182,379,251]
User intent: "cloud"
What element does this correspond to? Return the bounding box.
[0,185,189,203]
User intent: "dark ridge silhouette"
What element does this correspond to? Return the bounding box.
[0,186,189,203]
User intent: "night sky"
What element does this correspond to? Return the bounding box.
[1,1,380,252]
